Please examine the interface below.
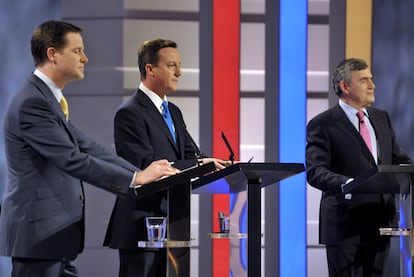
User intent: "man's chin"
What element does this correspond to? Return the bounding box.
[66,74,85,85]
[367,100,375,106]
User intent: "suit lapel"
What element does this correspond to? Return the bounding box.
[168,104,186,156]
[29,74,77,143]
[332,105,375,163]
[135,90,179,151]
[366,108,386,164]
[30,75,65,120]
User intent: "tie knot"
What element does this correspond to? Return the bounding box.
[162,100,168,110]
[161,101,169,118]
[356,111,365,122]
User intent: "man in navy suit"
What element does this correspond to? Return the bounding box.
[0,20,178,277]
[103,38,229,277]
[306,58,412,276]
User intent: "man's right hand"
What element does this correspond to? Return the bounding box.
[133,159,179,187]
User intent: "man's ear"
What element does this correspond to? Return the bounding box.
[146,64,155,78]
[339,80,349,95]
[46,47,58,63]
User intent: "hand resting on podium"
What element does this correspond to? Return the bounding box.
[133,159,180,187]
[198,158,232,170]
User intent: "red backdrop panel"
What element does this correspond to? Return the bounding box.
[212,0,240,276]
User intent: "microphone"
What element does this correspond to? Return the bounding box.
[221,131,235,164]
[183,124,204,159]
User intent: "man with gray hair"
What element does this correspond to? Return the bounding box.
[306,58,412,276]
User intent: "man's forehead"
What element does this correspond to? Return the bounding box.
[351,69,372,78]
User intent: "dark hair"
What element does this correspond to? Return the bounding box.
[31,20,82,66]
[137,39,178,80]
[332,58,368,96]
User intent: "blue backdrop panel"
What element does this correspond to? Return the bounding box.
[279,0,307,276]
[0,1,61,276]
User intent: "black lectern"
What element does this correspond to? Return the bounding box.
[134,162,305,277]
[134,162,216,277]
[192,162,305,277]
[342,164,414,277]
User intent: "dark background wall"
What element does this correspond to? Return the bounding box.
[372,1,414,160]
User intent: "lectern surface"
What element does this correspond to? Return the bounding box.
[133,162,216,198]
[342,164,414,194]
[192,162,305,194]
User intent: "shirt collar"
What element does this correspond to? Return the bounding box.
[339,99,370,128]
[339,99,369,117]
[139,82,168,113]
[33,69,63,103]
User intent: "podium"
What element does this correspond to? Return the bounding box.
[192,162,305,277]
[342,164,414,277]
[134,162,305,277]
[134,162,216,277]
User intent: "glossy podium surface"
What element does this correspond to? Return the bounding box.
[134,162,216,277]
[133,162,305,277]
[193,162,305,277]
[343,164,414,277]
[192,162,305,194]
[134,162,216,198]
[342,164,414,194]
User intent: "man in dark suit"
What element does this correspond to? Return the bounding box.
[306,58,412,276]
[0,20,178,277]
[103,38,229,277]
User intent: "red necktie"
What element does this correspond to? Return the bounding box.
[356,111,372,153]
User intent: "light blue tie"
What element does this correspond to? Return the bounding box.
[162,101,176,142]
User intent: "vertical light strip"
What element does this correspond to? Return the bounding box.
[279,0,307,276]
[211,0,240,276]
[212,0,240,153]
[346,0,372,65]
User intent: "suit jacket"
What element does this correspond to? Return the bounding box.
[104,89,203,249]
[306,104,412,245]
[0,74,139,260]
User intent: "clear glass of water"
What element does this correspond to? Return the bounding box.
[218,211,230,233]
[146,216,167,241]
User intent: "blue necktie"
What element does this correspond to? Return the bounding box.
[162,101,176,142]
